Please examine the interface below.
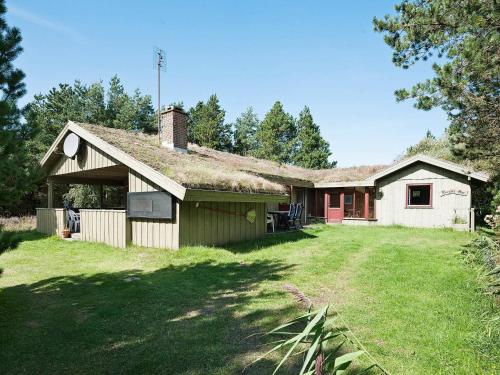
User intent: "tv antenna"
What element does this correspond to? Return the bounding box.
[154,47,167,144]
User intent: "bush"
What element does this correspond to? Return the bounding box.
[0,225,20,254]
[463,235,499,271]
[462,234,500,296]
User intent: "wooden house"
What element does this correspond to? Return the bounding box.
[37,106,489,248]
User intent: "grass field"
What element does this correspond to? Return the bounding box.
[0,225,498,374]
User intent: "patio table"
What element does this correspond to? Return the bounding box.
[268,210,290,228]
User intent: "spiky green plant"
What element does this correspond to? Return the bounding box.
[248,285,389,375]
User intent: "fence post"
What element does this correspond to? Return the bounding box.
[469,207,475,232]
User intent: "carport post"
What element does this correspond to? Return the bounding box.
[99,185,104,208]
[47,180,53,208]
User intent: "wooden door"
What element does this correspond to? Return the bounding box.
[326,189,343,222]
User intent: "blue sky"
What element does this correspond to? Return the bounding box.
[7,0,448,167]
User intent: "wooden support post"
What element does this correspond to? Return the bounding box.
[315,189,319,217]
[304,188,308,224]
[340,190,344,220]
[364,188,369,220]
[324,190,329,222]
[47,180,54,208]
[352,189,356,217]
[99,185,104,209]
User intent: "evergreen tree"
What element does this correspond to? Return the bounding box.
[374,0,500,209]
[25,77,155,162]
[400,131,455,161]
[0,0,34,209]
[254,101,297,164]
[233,107,258,156]
[187,94,232,151]
[294,106,335,169]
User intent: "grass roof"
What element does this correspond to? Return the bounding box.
[77,123,387,194]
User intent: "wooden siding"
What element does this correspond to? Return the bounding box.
[128,169,267,249]
[36,208,66,235]
[375,162,472,228]
[128,170,180,249]
[51,142,118,175]
[80,209,130,248]
[179,201,267,246]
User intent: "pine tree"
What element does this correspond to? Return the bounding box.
[188,94,232,151]
[294,106,335,169]
[254,101,297,164]
[0,0,33,208]
[233,107,258,156]
[375,0,500,210]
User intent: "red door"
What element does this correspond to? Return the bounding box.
[325,189,343,222]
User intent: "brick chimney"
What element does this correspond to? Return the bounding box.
[160,106,188,152]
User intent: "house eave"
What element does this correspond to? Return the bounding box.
[183,189,289,203]
[314,180,375,188]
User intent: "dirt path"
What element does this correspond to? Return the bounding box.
[311,244,375,308]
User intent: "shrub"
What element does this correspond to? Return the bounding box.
[463,235,499,271]
[0,225,20,254]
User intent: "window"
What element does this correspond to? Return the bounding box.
[407,184,432,207]
[344,194,353,205]
[329,190,340,208]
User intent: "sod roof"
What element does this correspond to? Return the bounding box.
[76,123,388,194]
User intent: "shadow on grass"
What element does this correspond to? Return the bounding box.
[224,229,317,253]
[0,260,299,374]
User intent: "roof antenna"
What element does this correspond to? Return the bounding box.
[153,47,167,145]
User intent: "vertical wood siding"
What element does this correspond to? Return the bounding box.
[50,142,118,175]
[80,209,130,248]
[36,208,66,235]
[375,162,472,228]
[179,201,267,247]
[128,170,180,249]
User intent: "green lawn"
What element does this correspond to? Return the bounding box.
[0,225,498,374]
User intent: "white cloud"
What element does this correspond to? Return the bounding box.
[9,5,86,45]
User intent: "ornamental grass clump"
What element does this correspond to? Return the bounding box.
[246,284,389,375]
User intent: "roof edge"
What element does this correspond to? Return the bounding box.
[314,180,375,188]
[40,122,71,167]
[366,154,489,183]
[42,121,188,200]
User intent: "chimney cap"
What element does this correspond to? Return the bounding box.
[161,105,186,115]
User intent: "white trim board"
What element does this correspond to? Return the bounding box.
[40,121,187,200]
[366,154,489,183]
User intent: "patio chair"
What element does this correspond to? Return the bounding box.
[67,209,80,233]
[285,203,296,228]
[288,203,300,229]
[294,203,304,228]
[266,214,275,233]
[289,203,303,229]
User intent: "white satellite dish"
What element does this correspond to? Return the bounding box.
[63,133,80,158]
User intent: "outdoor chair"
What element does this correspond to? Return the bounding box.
[289,203,303,229]
[288,203,300,229]
[266,213,275,233]
[286,203,296,228]
[294,203,304,228]
[67,209,80,233]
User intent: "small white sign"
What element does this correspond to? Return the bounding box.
[440,189,468,197]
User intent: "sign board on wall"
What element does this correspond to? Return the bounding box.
[440,189,468,197]
[127,191,174,220]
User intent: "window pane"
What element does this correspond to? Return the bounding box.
[344,194,353,205]
[408,185,431,206]
[329,190,340,208]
